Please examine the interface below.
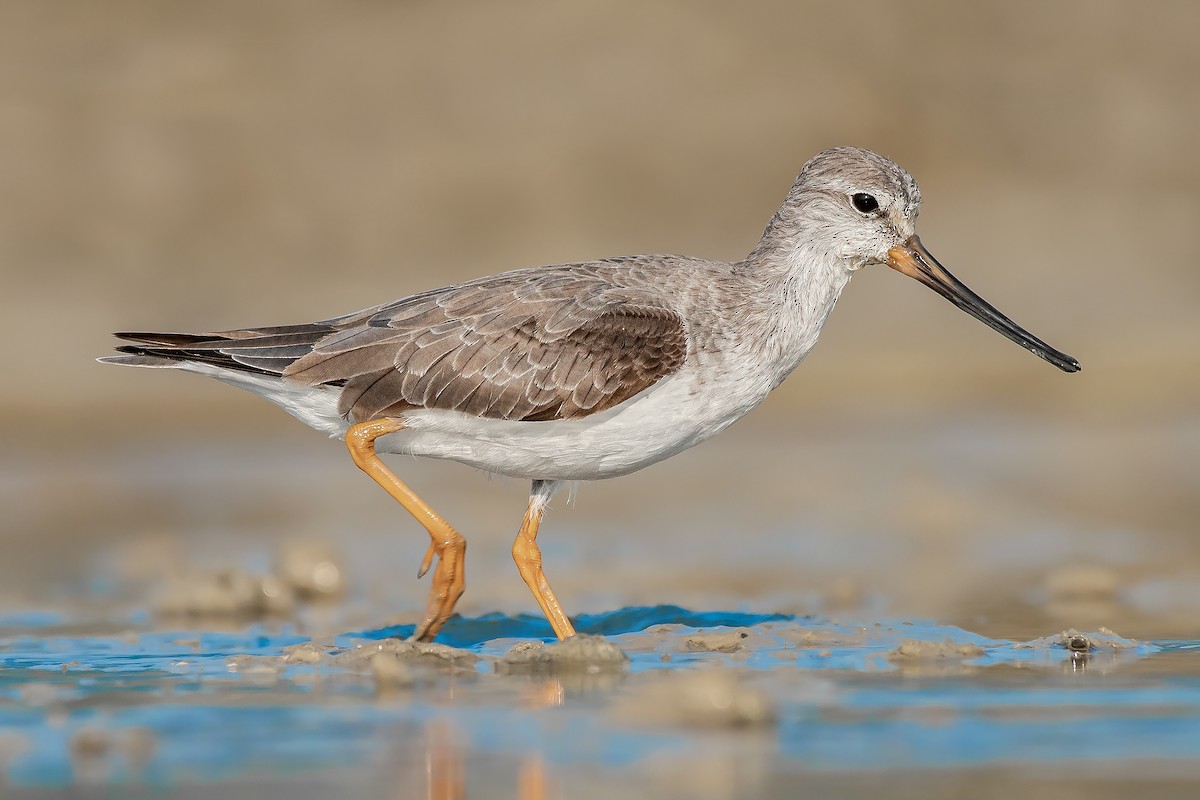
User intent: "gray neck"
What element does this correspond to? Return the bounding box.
[734,209,854,385]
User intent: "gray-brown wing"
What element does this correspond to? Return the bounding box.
[283,269,688,423]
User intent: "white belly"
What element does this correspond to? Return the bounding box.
[374,369,772,480]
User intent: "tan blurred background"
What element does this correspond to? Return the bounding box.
[2,1,1198,638]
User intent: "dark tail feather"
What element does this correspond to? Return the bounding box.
[106,325,335,379]
[108,342,277,376]
[114,331,230,347]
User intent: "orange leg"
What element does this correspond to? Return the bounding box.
[518,755,550,800]
[512,480,576,640]
[423,719,464,800]
[345,418,466,642]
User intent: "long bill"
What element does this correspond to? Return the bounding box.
[886,235,1080,373]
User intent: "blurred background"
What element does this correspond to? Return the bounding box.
[2,0,1197,640]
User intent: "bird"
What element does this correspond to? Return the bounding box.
[100,146,1080,642]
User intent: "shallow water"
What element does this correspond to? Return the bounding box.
[2,416,1199,797]
[1,605,1198,796]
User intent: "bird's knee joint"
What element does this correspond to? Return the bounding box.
[344,426,374,456]
[511,546,540,571]
[346,418,405,453]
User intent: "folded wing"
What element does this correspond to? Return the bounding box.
[111,266,689,424]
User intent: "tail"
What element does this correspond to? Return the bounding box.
[99,325,349,435]
[99,324,340,378]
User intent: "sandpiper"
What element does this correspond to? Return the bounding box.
[101,146,1080,641]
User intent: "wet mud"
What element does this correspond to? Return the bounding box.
[3,417,1200,797]
[1,603,1197,797]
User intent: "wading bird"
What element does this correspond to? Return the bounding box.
[101,147,1079,641]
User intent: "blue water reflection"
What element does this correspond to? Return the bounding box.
[352,604,794,646]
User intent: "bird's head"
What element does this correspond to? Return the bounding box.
[789,145,922,272]
[781,146,1080,373]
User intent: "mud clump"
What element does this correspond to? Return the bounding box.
[225,637,479,689]
[282,642,333,665]
[499,634,629,673]
[886,639,986,675]
[774,625,870,649]
[888,640,986,661]
[684,628,752,653]
[1016,627,1140,652]
[368,652,415,691]
[69,727,112,759]
[612,669,775,729]
[225,654,284,684]
[155,568,295,619]
[69,726,157,779]
[334,638,481,671]
[154,541,346,620]
[277,540,345,600]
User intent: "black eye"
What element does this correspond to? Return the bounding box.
[851,193,879,214]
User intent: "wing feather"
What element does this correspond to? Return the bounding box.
[283,270,689,423]
[113,266,692,425]
[107,259,706,425]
